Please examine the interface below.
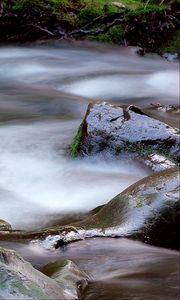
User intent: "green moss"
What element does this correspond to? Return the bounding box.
[78,195,129,229]
[2,0,178,52]
[78,0,124,26]
[11,0,69,16]
[118,142,179,165]
[135,195,145,208]
[124,5,165,21]
[40,260,68,277]
[29,283,49,299]
[88,25,124,43]
[12,279,48,299]
[0,280,5,289]
[162,30,180,53]
[78,7,101,26]
[69,123,83,158]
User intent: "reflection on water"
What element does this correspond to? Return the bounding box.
[0,238,179,300]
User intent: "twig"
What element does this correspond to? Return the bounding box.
[81,12,124,30]
[67,17,124,37]
[27,24,55,36]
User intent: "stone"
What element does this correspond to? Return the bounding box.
[111,1,125,8]
[70,102,180,169]
[0,247,88,299]
[41,260,89,299]
[34,168,180,251]
[0,219,12,232]
[79,167,180,250]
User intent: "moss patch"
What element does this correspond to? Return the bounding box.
[162,30,180,53]
[117,142,179,165]
[40,260,68,277]
[69,122,83,158]
[88,25,124,43]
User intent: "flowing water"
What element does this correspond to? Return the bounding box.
[1,238,180,300]
[0,41,179,299]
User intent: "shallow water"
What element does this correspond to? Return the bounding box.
[0,41,179,299]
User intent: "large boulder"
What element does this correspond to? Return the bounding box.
[34,168,180,251]
[78,167,180,249]
[0,247,88,300]
[69,102,180,169]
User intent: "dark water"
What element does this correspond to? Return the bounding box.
[0,41,179,299]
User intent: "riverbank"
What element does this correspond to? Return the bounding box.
[0,0,179,54]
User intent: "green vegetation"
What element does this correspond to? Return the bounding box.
[12,279,48,299]
[0,0,179,53]
[5,0,69,14]
[40,260,68,277]
[119,142,179,165]
[88,25,124,43]
[163,30,180,53]
[69,122,83,158]
[124,4,166,21]
[135,195,145,208]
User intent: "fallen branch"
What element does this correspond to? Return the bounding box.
[67,17,124,37]
[27,24,55,36]
[81,12,125,30]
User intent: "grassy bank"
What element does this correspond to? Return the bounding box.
[0,0,179,53]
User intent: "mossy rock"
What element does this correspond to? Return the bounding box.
[0,247,88,299]
[0,247,64,299]
[77,168,180,249]
[69,102,180,168]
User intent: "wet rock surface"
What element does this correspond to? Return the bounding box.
[138,153,176,172]
[0,247,88,300]
[78,168,180,250]
[0,168,179,251]
[30,168,180,251]
[1,168,179,251]
[41,259,89,299]
[71,102,180,169]
[0,219,12,232]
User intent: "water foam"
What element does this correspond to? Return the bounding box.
[0,120,149,229]
[60,70,179,103]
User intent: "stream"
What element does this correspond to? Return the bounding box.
[0,41,179,299]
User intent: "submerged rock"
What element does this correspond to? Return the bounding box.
[0,219,11,232]
[70,102,180,168]
[163,53,179,62]
[0,247,88,299]
[41,260,89,299]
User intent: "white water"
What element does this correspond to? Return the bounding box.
[0,42,179,229]
[0,120,149,229]
[60,70,179,101]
